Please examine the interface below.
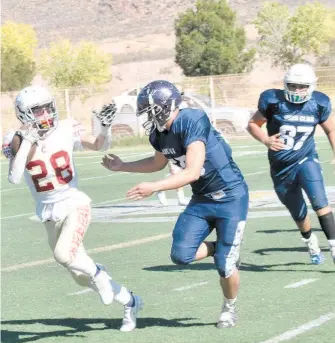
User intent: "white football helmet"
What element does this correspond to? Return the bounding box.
[283,64,317,104]
[15,86,58,137]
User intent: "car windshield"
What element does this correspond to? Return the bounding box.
[189,94,212,107]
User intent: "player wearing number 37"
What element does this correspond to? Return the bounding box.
[248,64,335,265]
[2,86,143,332]
[101,80,249,328]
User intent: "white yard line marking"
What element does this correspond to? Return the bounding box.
[69,280,208,297]
[74,152,152,160]
[259,312,335,343]
[68,289,93,296]
[1,212,35,219]
[1,233,170,272]
[0,151,152,165]
[244,171,267,176]
[0,172,130,192]
[0,187,27,193]
[172,282,208,292]
[320,159,331,164]
[284,279,318,289]
[76,152,152,166]
[94,197,126,206]
[81,172,129,181]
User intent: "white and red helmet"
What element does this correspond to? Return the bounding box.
[15,86,58,137]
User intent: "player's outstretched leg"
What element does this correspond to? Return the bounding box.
[214,218,246,328]
[120,293,144,332]
[296,215,324,265]
[216,269,239,328]
[70,260,143,331]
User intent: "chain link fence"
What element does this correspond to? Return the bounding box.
[2,67,335,140]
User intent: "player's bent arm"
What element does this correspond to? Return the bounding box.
[151,141,205,192]
[8,138,33,184]
[247,110,269,144]
[320,116,335,157]
[71,116,112,151]
[80,132,110,151]
[121,151,168,173]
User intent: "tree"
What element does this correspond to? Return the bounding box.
[254,1,334,67]
[1,21,37,91]
[39,39,112,88]
[316,9,335,66]
[175,0,255,76]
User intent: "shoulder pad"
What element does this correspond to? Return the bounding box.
[259,89,282,120]
[312,91,331,107]
[260,89,283,103]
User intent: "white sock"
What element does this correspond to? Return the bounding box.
[110,280,132,306]
[157,191,167,204]
[224,296,237,307]
[177,188,185,201]
[328,239,335,256]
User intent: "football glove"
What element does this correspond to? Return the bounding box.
[93,101,117,127]
[17,125,40,145]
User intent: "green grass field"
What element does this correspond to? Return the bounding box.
[1,138,334,343]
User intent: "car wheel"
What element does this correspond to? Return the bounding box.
[120,105,135,114]
[216,120,236,135]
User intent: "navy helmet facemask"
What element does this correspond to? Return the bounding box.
[136,80,182,134]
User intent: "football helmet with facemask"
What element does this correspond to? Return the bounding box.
[136,80,182,133]
[15,86,58,138]
[283,64,317,104]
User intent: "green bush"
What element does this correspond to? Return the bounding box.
[1,21,37,91]
[39,39,112,88]
[175,0,255,76]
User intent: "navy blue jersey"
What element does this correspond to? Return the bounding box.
[258,89,331,176]
[149,108,245,200]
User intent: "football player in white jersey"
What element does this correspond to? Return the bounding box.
[2,85,143,332]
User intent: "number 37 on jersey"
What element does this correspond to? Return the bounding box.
[279,125,314,151]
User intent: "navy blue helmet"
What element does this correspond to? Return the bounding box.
[136,80,182,133]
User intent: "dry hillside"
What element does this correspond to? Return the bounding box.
[2,0,334,46]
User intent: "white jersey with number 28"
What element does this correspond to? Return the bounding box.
[5,119,91,221]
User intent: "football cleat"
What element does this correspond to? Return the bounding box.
[216,302,237,328]
[301,233,324,265]
[120,294,143,332]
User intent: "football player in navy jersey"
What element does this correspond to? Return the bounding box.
[102,80,249,328]
[248,64,335,265]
